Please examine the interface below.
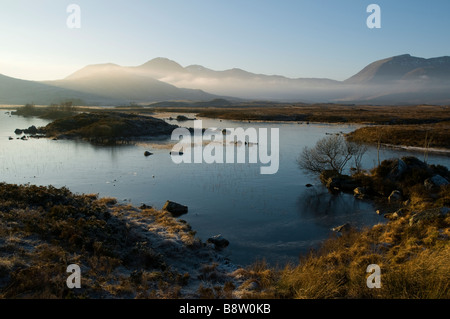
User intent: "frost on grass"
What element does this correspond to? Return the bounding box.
[0,183,242,299]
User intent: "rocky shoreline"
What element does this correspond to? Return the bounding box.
[0,182,249,298]
[319,156,449,232]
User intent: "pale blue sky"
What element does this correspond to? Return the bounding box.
[1,0,449,81]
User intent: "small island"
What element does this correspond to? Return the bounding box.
[38,111,179,145]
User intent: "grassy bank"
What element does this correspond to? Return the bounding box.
[239,157,449,299]
[0,183,239,298]
[148,103,450,150]
[150,104,450,125]
[1,157,448,299]
[347,121,450,150]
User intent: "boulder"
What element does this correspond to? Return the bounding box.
[14,129,23,135]
[409,207,449,226]
[385,208,408,220]
[176,115,189,122]
[401,156,428,170]
[424,175,449,190]
[388,159,407,180]
[305,184,313,188]
[332,223,351,233]
[24,125,38,135]
[206,234,229,249]
[388,190,402,203]
[162,200,188,217]
[144,151,153,157]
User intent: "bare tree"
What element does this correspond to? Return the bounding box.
[350,141,368,173]
[298,135,367,175]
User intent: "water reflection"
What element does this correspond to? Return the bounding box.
[296,186,383,230]
[1,110,449,266]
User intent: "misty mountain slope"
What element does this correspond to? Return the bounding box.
[127,57,341,100]
[2,54,450,106]
[122,55,450,103]
[0,74,109,105]
[345,54,450,84]
[46,65,218,103]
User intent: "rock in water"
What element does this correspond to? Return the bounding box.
[162,200,188,217]
[176,115,189,121]
[25,125,38,135]
[207,235,230,249]
[144,151,153,157]
[332,223,351,233]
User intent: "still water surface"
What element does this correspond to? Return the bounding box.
[1,110,449,266]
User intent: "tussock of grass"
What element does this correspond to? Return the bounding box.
[242,217,449,299]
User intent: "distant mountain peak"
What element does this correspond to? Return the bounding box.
[344,53,450,84]
[139,57,184,71]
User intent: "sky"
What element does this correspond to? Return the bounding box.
[0,0,449,81]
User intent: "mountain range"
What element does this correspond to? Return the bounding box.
[1,54,449,105]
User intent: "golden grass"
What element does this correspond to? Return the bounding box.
[0,182,212,299]
[243,214,449,299]
[150,104,450,125]
[348,122,450,149]
[242,158,450,299]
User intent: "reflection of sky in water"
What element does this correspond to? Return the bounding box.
[1,111,449,266]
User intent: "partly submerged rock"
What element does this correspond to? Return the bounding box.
[144,151,153,157]
[332,223,351,233]
[207,234,230,250]
[162,200,188,217]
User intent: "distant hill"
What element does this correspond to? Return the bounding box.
[1,54,449,105]
[0,74,109,105]
[45,65,218,104]
[345,54,450,84]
